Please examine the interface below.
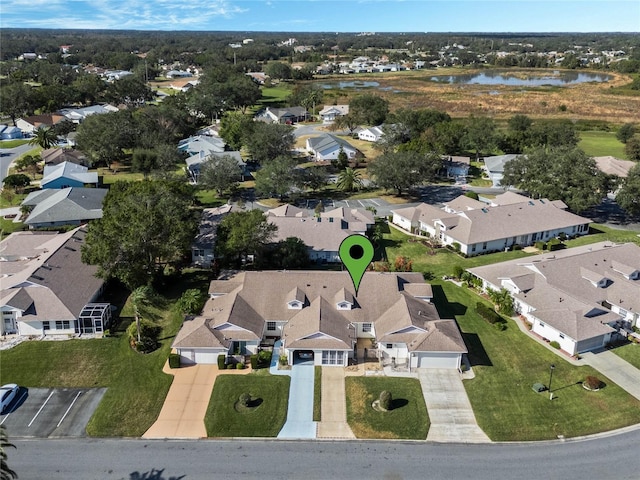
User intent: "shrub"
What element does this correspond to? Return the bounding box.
[250,354,259,369]
[217,354,226,370]
[239,392,251,407]
[547,238,564,251]
[512,244,522,251]
[379,390,392,411]
[452,242,461,252]
[126,318,162,353]
[279,354,288,366]
[236,362,245,370]
[168,353,181,369]
[494,322,507,331]
[584,375,602,390]
[452,265,464,279]
[550,341,561,349]
[464,191,479,200]
[226,363,235,369]
[475,302,505,325]
[534,241,546,250]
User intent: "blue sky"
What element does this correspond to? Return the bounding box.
[1,1,638,32]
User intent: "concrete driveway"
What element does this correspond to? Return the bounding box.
[143,362,251,439]
[316,367,354,439]
[276,361,317,439]
[581,349,640,401]
[418,369,490,443]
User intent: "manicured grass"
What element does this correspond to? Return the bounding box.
[612,343,640,370]
[0,218,24,238]
[564,224,640,247]
[194,189,226,208]
[257,85,292,108]
[0,269,212,437]
[579,131,627,159]
[434,282,640,441]
[204,374,290,437]
[0,192,26,208]
[97,167,145,185]
[345,376,429,439]
[0,139,30,148]
[313,366,322,421]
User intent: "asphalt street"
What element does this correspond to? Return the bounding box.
[9,428,640,480]
[0,143,33,185]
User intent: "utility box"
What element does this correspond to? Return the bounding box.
[532,383,546,393]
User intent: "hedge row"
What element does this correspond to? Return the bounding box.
[476,302,506,325]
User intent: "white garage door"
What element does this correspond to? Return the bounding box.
[179,349,220,365]
[417,353,459,369]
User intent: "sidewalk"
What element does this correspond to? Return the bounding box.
[316,367,355,439]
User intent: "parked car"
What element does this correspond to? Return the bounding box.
[0,384,19,413]
[298,351,313,360]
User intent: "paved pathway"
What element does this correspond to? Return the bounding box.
[270,341,317,439]
[418,369,491,443]
[581,350,640,401]
[143,362,250,439]
[316,367,355,439]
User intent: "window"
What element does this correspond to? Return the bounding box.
[386,343,393,349]
[267,321,276,331]
[559,333,565,339]
[55,320,71,330]
[43,321,50,331]
[362,323,372,333]
[193,249,205,257]
[472,245,476,252]
[539,322,545,327]
[482,242,487,250]
[321,350,345,365]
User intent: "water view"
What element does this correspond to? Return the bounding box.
[429,70,613,86]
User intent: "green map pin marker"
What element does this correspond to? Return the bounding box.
[339,234,374,296]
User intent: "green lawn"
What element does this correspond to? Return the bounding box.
[612,343,640,370]
[0,192,27,208]
[579,131,627,159]
[433,282,640,441]
[313,366,322,421]
[204,374,290,437]
[0,139,30,148]
[345,377,429,439]
[0,269,211,437]
[564,224,640,247]
[0,218,24,238]
[257,84,292,109]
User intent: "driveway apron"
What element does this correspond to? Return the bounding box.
[317,367,354,439]
[418,369,490,443]
[581,350,640,401]
[277,361,317,439]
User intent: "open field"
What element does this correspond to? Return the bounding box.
[205,374,290,437]
[579,130,628,159]
[313,69,640,123]
[345,376,429,439]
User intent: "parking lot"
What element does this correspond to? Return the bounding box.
[0,387,106,437]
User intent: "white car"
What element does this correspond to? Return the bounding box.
[0,384,19,413]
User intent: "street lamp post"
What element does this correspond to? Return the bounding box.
[549,364,555,400]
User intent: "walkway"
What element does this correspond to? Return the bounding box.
[143,362,250,439]
[581,350,640,401]
[271,341,317,439]
[316,367,355,439]
[418,369,491,443]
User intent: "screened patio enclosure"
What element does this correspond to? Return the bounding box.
[77,303,112,334]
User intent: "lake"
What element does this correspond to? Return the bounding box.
[429,70,613,86]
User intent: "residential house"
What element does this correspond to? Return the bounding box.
[0,227,111,337]
[390,192,591,256]
[441,155,471,183]
[166,70,193,79]
[58,104,118,124]
[358,126,385,142]
[0,125,23,140]
[178,135,226,157]
[41,162,98,189]
[169,78,200,92]
[41,148,88,167]
[306,134,358,162]
[594,156,636,179]
[21,187,107,229]
[172,271,467,369]
[191,204,234,267]
[319,105,349,123]
[483,154,519,187]
[255,107,308,125]
[468,242,640,355]
[16,114,65,135]
[246,72,269,84]
[185,151,246,184]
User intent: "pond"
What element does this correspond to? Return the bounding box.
[429,70,613,86]
[319,80,380,89]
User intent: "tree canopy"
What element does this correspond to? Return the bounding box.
[349,93,389,126]
[254,155,299,198]
[198,154,243,196]
[501,146,608,213]
[82,180,199,289]
[216,209,277,267]
[616,163,640,218]
[243,122,295,165]
[368,150,441,195]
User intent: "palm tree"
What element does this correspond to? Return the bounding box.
[28,127,58,149]
[1,426,18,480]
[131,286,154,344]
[337,167,363,192]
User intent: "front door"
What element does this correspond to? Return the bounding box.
[3,318,16,334]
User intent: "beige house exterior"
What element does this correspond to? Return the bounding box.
[172,271,467,369]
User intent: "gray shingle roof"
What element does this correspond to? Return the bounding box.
[22,188,107,226]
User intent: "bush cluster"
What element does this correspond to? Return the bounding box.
[168,353,181,369]
[584,375,602,390]
[475,302,506,327]
[379,390,393,411]
[217,354,226,370]
[549,340,561,349]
